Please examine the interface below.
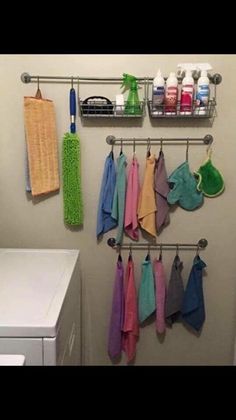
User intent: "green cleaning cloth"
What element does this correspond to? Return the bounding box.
[138,257,156,323]
[167,161,203,211]
[62,132,83,225]
[194,148,225,197]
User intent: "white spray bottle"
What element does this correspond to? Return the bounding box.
[194,63,212,115]
[177,63,197,115]
[164,72,178,115]
[152,69,165,115]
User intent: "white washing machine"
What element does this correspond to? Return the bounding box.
[0,248,81,366]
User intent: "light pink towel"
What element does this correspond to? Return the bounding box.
[122,256,139,362]
[124,157,140,240]
[154,258,167,334]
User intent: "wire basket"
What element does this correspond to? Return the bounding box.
[148,99,216,119]
[79,100,145,118]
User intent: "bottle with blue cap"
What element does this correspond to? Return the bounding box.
[195,70,210,115]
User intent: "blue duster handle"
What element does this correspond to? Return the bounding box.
[70,88,76,133]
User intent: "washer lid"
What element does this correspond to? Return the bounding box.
[0,355,25,365]
[0,249,80,337]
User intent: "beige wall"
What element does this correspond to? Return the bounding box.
[0,54,236,365]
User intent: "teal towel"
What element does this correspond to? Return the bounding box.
[111,153,127,244]
[138,258,156,323]
[167,161,203,211]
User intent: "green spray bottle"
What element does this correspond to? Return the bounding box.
[121,73,142,115]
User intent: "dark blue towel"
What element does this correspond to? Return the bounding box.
[182,256,207,332]
[97,152,117,238]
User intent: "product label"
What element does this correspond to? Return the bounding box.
[180,84,194,112]
[164,86,178,113]
[196,84,209,107]
[153,86,165,106]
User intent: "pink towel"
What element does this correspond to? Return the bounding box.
[124,157,140,240]
[122,256,139,362]
[154,258,167,334]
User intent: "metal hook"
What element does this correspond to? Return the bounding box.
[176,243,179,256]
[117,244,122,261]
[71,77,74,89]
[120,140,123,155]
[186,138,189,161]
[147,138,151,157]
[133,139,136,156]
[196,243,200,257]
[160,138,163,153]
[129,243,132,260]
[37,76,40,90]
[159,244,163,261]
[111,143,114,158]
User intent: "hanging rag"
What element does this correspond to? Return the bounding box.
[124,156,140,241]
[111,152,127,245]
[96,151,117,238]
[108,254,125,360]
[62,87,83,225]
[122,255,139,363]
[24,88,60,196]
[137,154,157,238]
[181,255,207,332]
[194,147,225,197]
[167,161,203,211]
[165,255,184,327]
[154,257,167,334]
[138,256,156,323]
[154,150,170,232]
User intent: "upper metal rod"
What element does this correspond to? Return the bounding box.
[106,135,213,146]
[20,72,222,85]
[107,238,208,249]
[21,73,147,83]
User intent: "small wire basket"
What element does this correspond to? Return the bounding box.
[79,100,145,118]
[148,99,216,118]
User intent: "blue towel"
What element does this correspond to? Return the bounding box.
[111,153,127,245]
[182,256,207,332]
[96,152,117,238]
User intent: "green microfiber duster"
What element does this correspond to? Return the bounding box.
[62,87,83,225]
[194,147,225,197]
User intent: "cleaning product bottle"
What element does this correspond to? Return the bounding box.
[164,72,178,115]
[152,69,165,115]
[180,69,194,115]
[115,94,125,115]
[121,73,142,115]
[195,70,210,115]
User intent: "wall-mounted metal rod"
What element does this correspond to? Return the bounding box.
[107,238,208,249]
[106,135,213,146]
[20,73,147,84]
[21,72,222,85]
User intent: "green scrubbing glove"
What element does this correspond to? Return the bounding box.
[194,147,225,197]
[62,132,83,225]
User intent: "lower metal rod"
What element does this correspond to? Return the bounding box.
[107,238,208,249]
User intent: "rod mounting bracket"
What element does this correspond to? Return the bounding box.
[203,134,213,145]
[107,238,116,248]
[198,238,208,248]
[106,136,116,145]
[21,72,31,83]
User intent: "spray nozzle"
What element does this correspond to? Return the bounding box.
[177,63,212,79]
[121,73,140,92]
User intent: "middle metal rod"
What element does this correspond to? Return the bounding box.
[106,134,213,146]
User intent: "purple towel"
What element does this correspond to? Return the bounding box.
[108,256,125,359]
[154,150,170,232]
